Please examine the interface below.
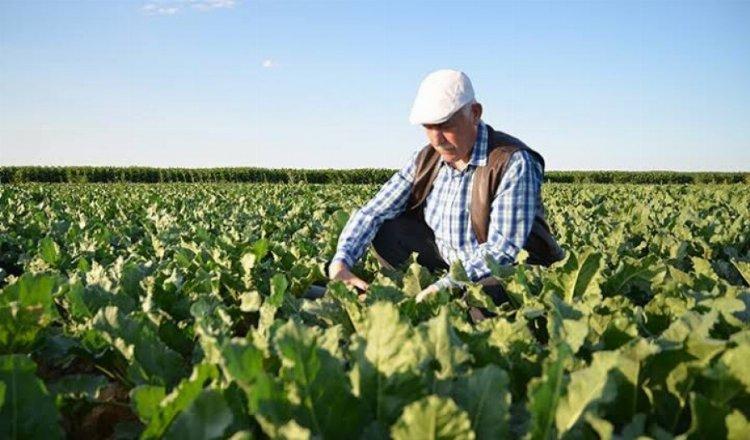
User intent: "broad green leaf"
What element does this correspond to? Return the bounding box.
[0,355,62,439]
[727,410,750,440]
[583,413,613,439]
[328,281,365,334]
[274,320,363,438]
[92,306,187,387]
[545,250,603,302]
[276,420,312,440]
[451,365,511,440]
[0,273,58,353]
[555,350,619,436]
[164,389,233,440]
[131,385,167,423]
[220,339,291,435]
[716,344,750,394]
[526,344,572,440]
[350,302,424,425]
[401,253,433,295]
[659,310,718,346]
[64,281,93,319]
[601,254,661,297]
[606,338,659,423]
[38,237,61,265]
[684,392,730,439]
[391,395,475,440]
[358,302,420,375]
[546,295,589,354]
[139,363,218,439]
[268,273,289,308]
[732,260,750,285]
[239,291,262,312]
[416,306,472,380]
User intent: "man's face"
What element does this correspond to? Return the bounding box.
[422,103,482,165]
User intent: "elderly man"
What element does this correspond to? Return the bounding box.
[328,69,564,308]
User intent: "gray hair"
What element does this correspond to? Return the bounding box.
[458,99,478,121]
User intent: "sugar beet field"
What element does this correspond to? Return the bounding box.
[1,183,749,440]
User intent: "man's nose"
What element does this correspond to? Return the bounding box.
[431,128,446,144]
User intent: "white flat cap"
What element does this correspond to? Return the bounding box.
[409,69,475,125]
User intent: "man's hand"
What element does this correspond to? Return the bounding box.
[328,260,369,292]
[415,283,440,303]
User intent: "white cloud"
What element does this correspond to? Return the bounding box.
[193,0,237,11]
[141,0,238,16]
[261,59,278,68]
[141,3,180,15]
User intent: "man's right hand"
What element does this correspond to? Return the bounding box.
[328,260,369,292]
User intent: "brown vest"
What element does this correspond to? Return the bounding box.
[406,124,565,267]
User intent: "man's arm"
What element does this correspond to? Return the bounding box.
[331,150,419,272]
[432,150,542,290]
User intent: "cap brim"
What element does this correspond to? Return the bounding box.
[409,108,456,125]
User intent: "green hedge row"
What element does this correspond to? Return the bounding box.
[0,166,747,184]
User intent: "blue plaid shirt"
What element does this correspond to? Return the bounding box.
[333,121,543,290]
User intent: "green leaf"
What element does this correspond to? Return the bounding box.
[727,410,750,440]
[391,395,475,440]
[0,274,58,353]
[328,281,366,334]
[545,250,603,302]
[449,260,471,284]
[526,344,572,440]
[685,392,730,439]
[601,254,661,296]
[92,306,187,387]
[276,420,312,440]
[546,295,589,354]
[0,355,62,439]
[416,306,471,380]
[268,273,289,308]
[350,302,424,425]
[164,389,234,440]
[274,319,363,438]
[64,281,93,319]
[220,339,291,435]
[402,255,433,295]
[239,291,262,312]
[139,363,219,439]
[607,338,659,424]
[131,385,166,423]
[583,413,613,439]
[451,365,511,440]
[555,350,619,436]
[240,253,257,276]
[38,237,61,266]
[732,260,750,285]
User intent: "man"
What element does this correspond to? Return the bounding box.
[328,69,564,307]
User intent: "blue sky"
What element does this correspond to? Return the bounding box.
[1,0,748,170]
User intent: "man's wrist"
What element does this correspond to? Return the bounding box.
[331,252,355,270]
[433,276,456,291]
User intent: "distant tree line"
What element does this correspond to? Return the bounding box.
[0,166,747,184]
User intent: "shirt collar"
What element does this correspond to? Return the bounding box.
[468,121,488,167]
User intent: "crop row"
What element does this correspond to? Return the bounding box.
[1,166,748,185]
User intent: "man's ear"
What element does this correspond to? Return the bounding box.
[472,103,483,124]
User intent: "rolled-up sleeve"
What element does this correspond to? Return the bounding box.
[332,150,419,268]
